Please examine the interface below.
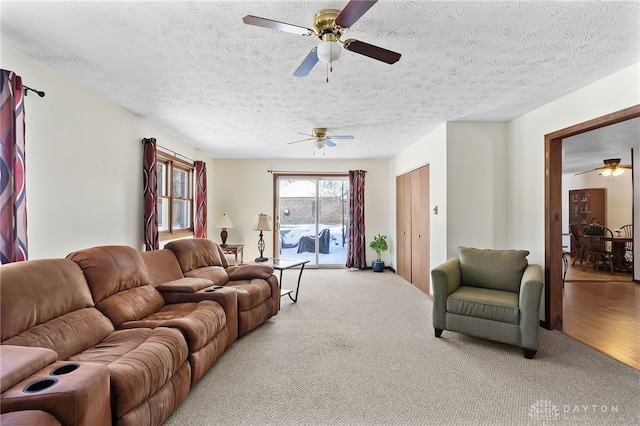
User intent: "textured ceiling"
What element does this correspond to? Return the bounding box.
[563,117,640,175]
[1,0,639,160]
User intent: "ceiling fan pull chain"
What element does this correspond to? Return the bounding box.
[326,63,329,83]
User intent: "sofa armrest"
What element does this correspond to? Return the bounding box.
[226,265,275,281]
[1,346,58,393]
[518,264,543,350]
[431,258,462,330]
[1,361,111,426]
[156,278,214,293]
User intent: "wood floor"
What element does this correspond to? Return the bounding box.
[562,257,639,370]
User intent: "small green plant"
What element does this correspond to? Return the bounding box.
[369,234,388,262]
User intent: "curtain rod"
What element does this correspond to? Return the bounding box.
[23,85,45,97]
[157,144,195,163]
[267,170,362,174]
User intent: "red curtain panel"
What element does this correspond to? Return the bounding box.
[194,161,207,238]
[346,170,366,269]
[142,137,158,250]
[0,69,28,264]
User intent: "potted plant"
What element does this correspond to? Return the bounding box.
[369,234,388,272]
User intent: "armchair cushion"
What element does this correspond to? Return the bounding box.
[458,246,529,293]
[447,286,519,324]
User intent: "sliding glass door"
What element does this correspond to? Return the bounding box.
[275,175,348,267]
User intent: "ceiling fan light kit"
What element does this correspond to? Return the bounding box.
[243,0,401,79]
[317,39,342,64]
[600,168,625,177]
[575,158,631,177]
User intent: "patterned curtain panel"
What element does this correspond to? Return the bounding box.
[142,137,158,251]
[346,170,367,269]
[0,69,28,264]
[194,160,207,238]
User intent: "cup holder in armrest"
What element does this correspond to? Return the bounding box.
[23,378,58,393]
[204,286,225,292]
[50,363,80,376]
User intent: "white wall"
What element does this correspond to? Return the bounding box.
[1,42,216,259]
[211,159,390,264]
[389,122,509,272]
[508,63,640,268]
[446,122,508,256]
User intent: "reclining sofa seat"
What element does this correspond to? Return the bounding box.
[165,238,279,337]
[0,258,190,426]
[140,248,239,345]
[431,247,543,359]
[67,245,229,386]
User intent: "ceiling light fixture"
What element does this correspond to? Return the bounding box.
[316,37,342,64]
[599,167,625,177]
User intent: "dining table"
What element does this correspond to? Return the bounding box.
[605,236,633,272]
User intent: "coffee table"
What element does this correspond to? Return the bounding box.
[249,258,309,306]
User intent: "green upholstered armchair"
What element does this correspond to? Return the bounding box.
[431,247,543,359]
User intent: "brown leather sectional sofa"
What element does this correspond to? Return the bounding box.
[0,239,278,426]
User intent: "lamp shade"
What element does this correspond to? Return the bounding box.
[253,214,272,232]
[600,168,625,177]
[317,40,342,64]
[215,214,233,229]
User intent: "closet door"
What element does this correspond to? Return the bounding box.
[396,173,412,282]
[411,166,430,293]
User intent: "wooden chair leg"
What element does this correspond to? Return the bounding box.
[609,255,614,274]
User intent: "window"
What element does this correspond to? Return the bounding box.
[157,151,194,238]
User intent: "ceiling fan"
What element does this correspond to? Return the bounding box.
[575,158,632,176]
[287,128,354,149]
[242,0,401,79]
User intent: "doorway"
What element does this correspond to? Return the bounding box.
[274,174,349,268]
[544,104,640,330]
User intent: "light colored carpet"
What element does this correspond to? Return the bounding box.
[164,269,640,426]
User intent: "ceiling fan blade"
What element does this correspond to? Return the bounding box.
[335,0,378,28]
[343,39,401,64]
[324,139,337,147]
[326,135,354,140]
[287,138,314,145]
[294,48,319,77]
[574,168,599,175]
[242,15,312,36]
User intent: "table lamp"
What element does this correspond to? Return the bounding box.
[253,213,272,262]
[214,214,233,247]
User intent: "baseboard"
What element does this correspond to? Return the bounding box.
[363,265,396,273]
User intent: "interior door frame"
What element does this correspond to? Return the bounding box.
[544,104,640,330]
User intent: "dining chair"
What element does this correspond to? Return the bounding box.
[569,223,586,266]
[620,224,633,269]
[582,225,614,274]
